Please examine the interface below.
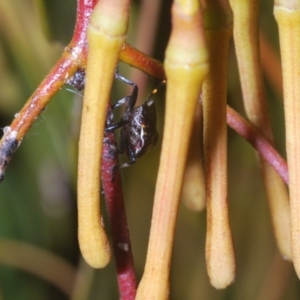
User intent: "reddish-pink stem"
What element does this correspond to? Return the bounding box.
[0,0,97,181]
[226,105,289,184]
[101,120,137,300]
[72,0,98,48]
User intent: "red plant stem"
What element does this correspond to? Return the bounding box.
[101,124,137,300]
[0,0,97,181]
[120,44,165,80]
[12,0,97,138]
[226,105,289,184]
[72,0,98,48]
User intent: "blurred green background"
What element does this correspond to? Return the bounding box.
[0,0,298,299]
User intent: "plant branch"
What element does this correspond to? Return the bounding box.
[226,105,288,184]
[102,120,137,300]
[0,0,98,182]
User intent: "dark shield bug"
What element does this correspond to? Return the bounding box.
[106,72,166,167]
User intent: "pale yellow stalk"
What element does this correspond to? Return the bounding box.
[136,0,208,299]
[182,103,206,211]
[77,0,130,268]
[259,33,283,97]
[274,1,300,277]
[230,0,291,260]
[201,0,235,289]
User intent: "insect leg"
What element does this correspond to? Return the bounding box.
[114,70,138,111]
[105,120,127,132]
[105,70,139,131]
[120,155,136,168]
[114,127,136,168]
[105,96,130,131]
[111,95,132,110]
[120,160,136,168]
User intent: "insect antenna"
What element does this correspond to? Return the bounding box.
[145,79,166,106]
